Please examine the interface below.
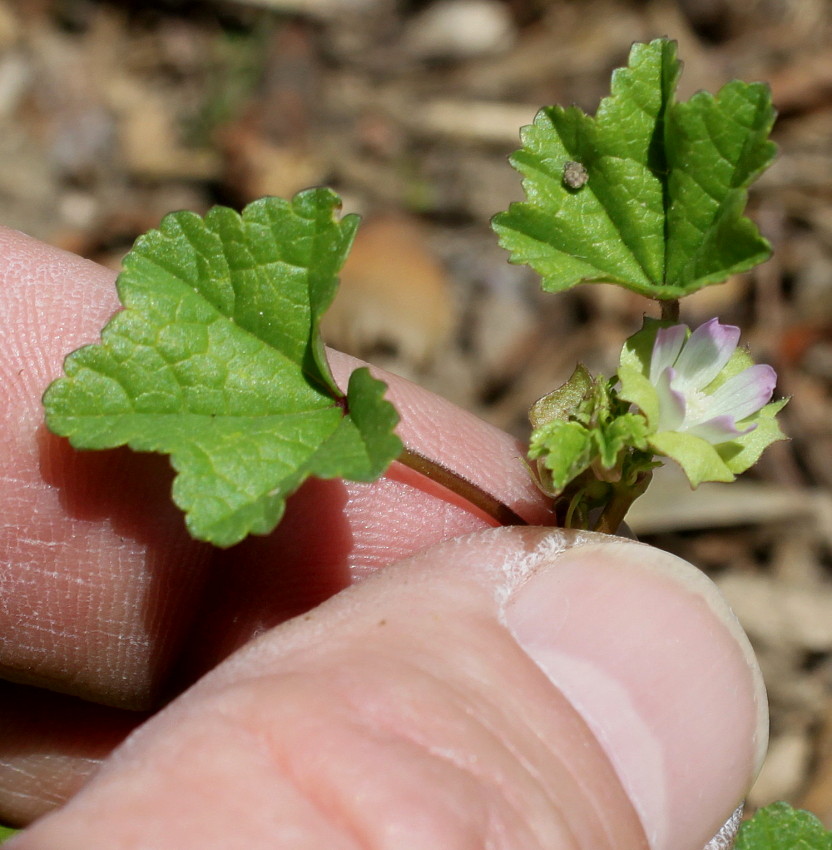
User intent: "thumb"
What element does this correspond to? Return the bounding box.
[11,528,766,850]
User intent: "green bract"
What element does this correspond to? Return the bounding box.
[528,365,655,527]
[492,38,777,299]
[736,802,832,850]
[43,190,402,547]
[529,366,649,492]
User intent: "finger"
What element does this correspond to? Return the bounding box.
[0,226,552,823]
[0,226,551,707]
[0,226,213,707]
[12,529,767,850]
[178,348,553,680]
[0,682,140,828]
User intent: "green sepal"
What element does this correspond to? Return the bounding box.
[718,397,788,474]
[617,363,660,429]
[619,316,668,375]
[647,430,734,486]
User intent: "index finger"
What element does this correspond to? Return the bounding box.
[0,225,552,710]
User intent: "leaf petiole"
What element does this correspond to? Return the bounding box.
[397,446,527,527]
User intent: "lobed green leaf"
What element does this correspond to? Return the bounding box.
[529,420,594,492]
[44,190,403,547]
[492,38,776,300]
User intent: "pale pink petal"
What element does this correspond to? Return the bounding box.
[649,324,687,384]
[672,319,740,392]
[705,365,776,422]
[655,366,686,431]
[685,416,756,445]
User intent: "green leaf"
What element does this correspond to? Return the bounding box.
[529,364,593,428]
[666,80,777,289]
[492,38,776,299]
[597,412,649,469]
[310,367,404,482]
[528,370,650,498]
[736,802,832,850]
[44,190,403,547]
[529,419,594,492]
[0,825,19,844]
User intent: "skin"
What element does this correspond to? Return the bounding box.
[0,227,767,849]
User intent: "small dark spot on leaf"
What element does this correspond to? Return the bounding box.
[563,161,589,189]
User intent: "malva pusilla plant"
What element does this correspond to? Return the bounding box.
[34,37,826,846]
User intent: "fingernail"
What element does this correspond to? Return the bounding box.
[504,538,767,850]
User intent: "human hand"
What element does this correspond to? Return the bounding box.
[0,228,766,849]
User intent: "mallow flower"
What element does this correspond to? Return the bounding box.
[649,318,777,445]
[617,317,787,487]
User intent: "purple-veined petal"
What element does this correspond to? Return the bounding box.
[672,318,741,392]
[639,317,781,455]
[654,366,686,431]
[685,415,757,445]
[649,324,687,384]
[704,364,777,421]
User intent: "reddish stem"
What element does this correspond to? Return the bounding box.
[397,446,527,527]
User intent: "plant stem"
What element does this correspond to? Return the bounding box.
[398,446,527,527]
[660,299,680,322]
[592,498,630,536]
[592,471,652,535]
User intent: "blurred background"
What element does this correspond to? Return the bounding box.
[2,0,832,820]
